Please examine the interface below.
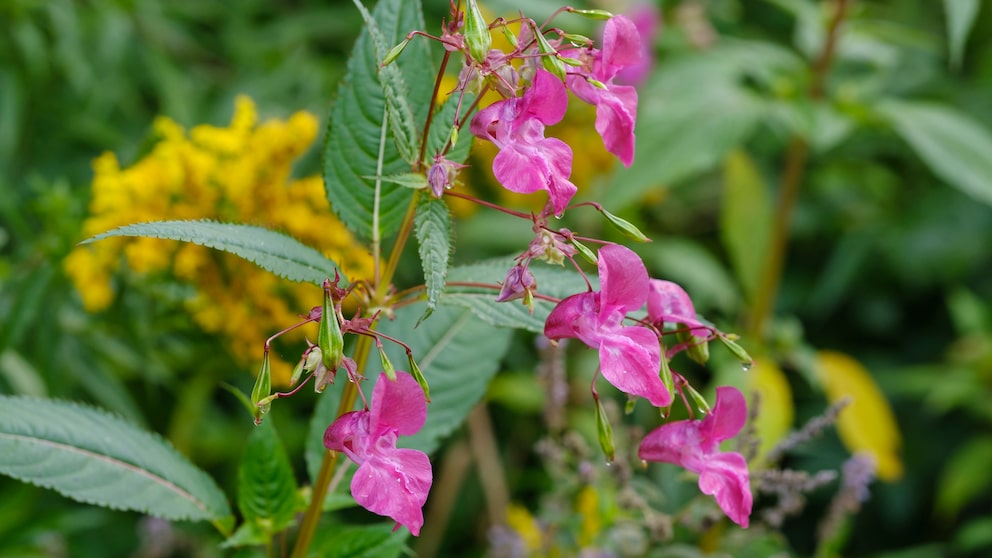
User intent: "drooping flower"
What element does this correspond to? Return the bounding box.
[495,263,537,304]
[324,372,432,535]
[544,244,670,407]
[565,15,642,166]
[638,386,753,527]
[470,69,577,216]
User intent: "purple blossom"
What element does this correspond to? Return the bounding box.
[495,263,537,303]
[544,244,670,407]
[565,15,642,166]
[638,386,753,527]
[324,372,432,535]
[470,69,577,216]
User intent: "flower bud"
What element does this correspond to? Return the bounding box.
[718,334,754,368]
[571,239,598,265]
[250,352,272,425]
[381,37,410,66]
[378,344,397,381]
[463,0,491,64]
[407,353,431,403]
[684,384,712,417]
[567,7,614,20]
[318,279,344,373]
[495,264,537,304]
[533,28,567,81]
[678,328,710,365]
[594,397,616,462]
[600,208,650,242]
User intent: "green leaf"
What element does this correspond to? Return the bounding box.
[351,0,419,165]
[305,304,513,481]
[309,523,408,558]
[84,220,341,285]
[237,420,298,533]
[426,93,476,165]
[443,260,593,333]
[0,396,231,522]
[414,194,452,323]
[324,0,433,240]
[944,0,979,68]
[936,437,992,519]
[877,99,992,207]
[720,149,773,303]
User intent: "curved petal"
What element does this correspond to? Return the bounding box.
[492,144,550,194]
[638,419,700,466]
[350,446,433,536]
[646,279,710,334]
[602,15,643,74]
[370,371,428,437]
[544,292,601,347]
[592,84,638,167]
[598,325,669,407]
[324,411,371,463]
[598,245,649,314]
[469,99,508,142]
[539,137,578,215]
[522,69,568,126]
[702,386,748,444]
[697,451,752,528]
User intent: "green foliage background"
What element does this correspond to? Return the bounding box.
[1,0,991,556]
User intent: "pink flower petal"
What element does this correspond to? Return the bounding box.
[598,326,669,407]
[371,371,427,437]
[598,245,648,313]
[702,386,748,444]
[521,68,568,125]
[323,411,370,464]
[592,84,638,166]
[350,445,433,535]
[698,452,752,528]
[602,15,643,72]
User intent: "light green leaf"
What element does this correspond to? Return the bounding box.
[309,523,408,558]
[84,220,341,285]
[944,0,979,68]
[720,150,773,303]
[237,420,298,533]
[0,396,231,522]
[351,0,419,164]
[414,194,452,323]
[936,437,992,519]
[878,99,992,207]
[324,0,433,240]
[443,260,593,333]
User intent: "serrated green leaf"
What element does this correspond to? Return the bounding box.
[309,523,408,558]
[944,0,979,68]
[83,220,341,285]
[237,420,298,533]
[443,260,593,333]
[351,0,419,164]
[414,194,452,323]
[720,149,772,303]
[0,396,231,521]
[878,99,992,207]
[324,0,433,240]
[306,304,513,482]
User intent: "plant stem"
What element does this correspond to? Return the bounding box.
[747,0,850,339]
[377,191,421,301]
[291,333,375,558]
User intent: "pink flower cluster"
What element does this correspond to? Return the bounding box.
[544,245,753,526]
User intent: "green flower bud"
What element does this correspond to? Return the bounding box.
[567,8,614,20]
[379,344,397,381]
[407,353,430,403]
[381,37,410,66]
[463,0,491,63]
[601,208,650,242]
[250,352,272,425]
[318,280,344,372]
[572,239,598,265]
[677,328,710,365]
[534,28,567,81]
[594,397,616,462]
[718,334,754,369]
[685,384,712,417]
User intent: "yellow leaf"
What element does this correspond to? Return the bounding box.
[815,351,903,481]
[747,357,794,462]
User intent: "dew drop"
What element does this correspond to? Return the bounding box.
[604,460,613,468]
[741,361,753,372]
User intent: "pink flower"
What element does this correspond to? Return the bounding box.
[565,15,642,166]
[324,372,432,535]
[615,4,660,87]
[647,279,713,337]
[544,245,670,407]
[638,386,753,527]
[470,69,577,216]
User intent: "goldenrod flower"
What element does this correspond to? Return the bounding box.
[66,96,373,385]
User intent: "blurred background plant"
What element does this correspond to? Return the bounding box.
[1,0,991,556]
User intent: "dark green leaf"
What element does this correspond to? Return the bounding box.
[84,220,341,285]
[237,420,298,532]
[324,0,433,240]
[0,396,231,522]
[414,194,452,323]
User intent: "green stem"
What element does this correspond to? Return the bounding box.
[291,334,375,558]
[377,191,421,301]
[746,0,850,339]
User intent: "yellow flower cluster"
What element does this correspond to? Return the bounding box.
[65,96,373,384]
